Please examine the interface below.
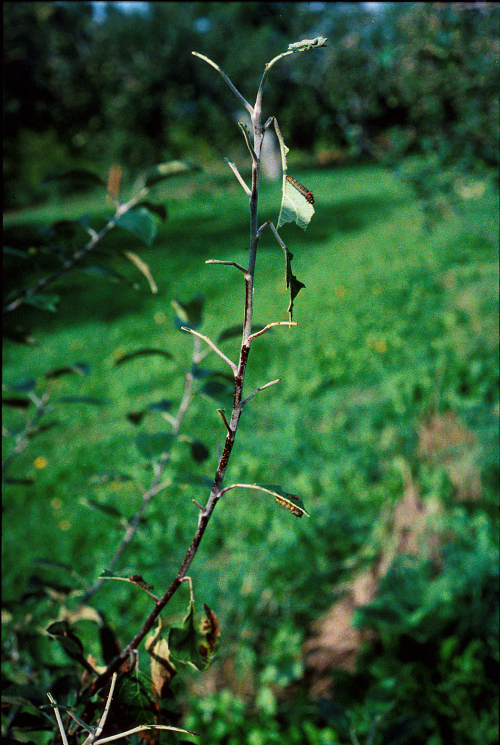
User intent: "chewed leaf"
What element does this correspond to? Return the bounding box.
[288,37,328,52]
[239,484,310,517]
[168,599,220,671]
[278,178,315,230]
[262,485,310,518]
[146,621,177,698]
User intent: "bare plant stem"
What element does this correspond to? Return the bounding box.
[88,62,271,697]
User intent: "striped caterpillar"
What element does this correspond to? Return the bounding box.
[286,175,315,204]
[274,494,303,517]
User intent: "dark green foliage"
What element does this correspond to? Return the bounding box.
[2,164,498,744]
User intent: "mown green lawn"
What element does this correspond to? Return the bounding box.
[3,163,499,742]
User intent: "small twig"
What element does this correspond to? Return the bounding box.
[247,321,297,342]
[93,723,198,744]
[180,576,194,603]
[192,499,205,512]
[2,389,52,476]
[241,378,281,407]
[192,51,253,116]
[83,673,117,745]
[206,259,248,274]
[256,221,271,240]
[47,694,69,745]
[180,327,237,372]
[217,408,232,433]
[225,157,251,196]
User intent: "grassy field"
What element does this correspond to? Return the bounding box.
[3,163,499,742]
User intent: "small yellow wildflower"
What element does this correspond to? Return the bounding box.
[33,456,48,470]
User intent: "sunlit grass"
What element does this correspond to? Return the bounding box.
[3,164,498,652]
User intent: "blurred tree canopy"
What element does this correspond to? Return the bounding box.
[4,1,499,209]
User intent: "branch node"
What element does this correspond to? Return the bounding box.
[217,408,232,434]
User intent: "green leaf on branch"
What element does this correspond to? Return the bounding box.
[79,498,125,521]
[2,397,31,409]
[114,348,173,366]
[200,380,234,407]
[116,206,159,246]
[273,117,315,231]
[46,362,90,378]
[56,396,104,405]
[7,379,36,393]
[23,294,60,312]
[148,399,174,413]
[42,169,106,187]
[172,294,204,329]
[83,265,140,290]
[136,432,175,459]
[134,200,168,221]
[111,668,159,730]
[190,440,210,463]
[45,621,86,663]
[168,600,220,671]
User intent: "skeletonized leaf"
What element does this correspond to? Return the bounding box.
[279,177,315,230]
[242,484,310,517]
[143,160,200,188]
[98,571,155,595]
[287,37,328,52]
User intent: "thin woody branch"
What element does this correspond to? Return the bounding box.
[241,378,281,407]
[206,259,249,275]
[247,321,297,342]
[225,157,251,196]
[180,327,237,372]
